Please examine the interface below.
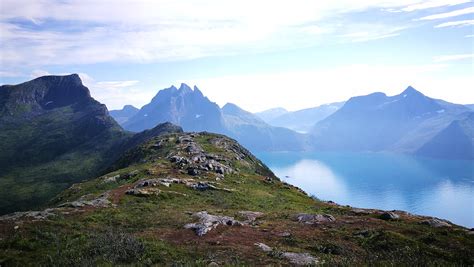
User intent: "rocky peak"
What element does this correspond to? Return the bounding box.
[178,83,192,94]
[401,86,424,98]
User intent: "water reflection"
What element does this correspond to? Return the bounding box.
[256,152,474,228]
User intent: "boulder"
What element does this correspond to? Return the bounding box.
[239,211,264,223]
[254,242,273,252]
[281,252,319,266]
[295,213,336,224]
[125,188,161,197]
[379,212,400,221]
[421,218,451,228]
[184,211,242,236]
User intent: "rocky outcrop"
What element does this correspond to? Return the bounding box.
[421,218,451,228]
[59,192,112,208]
[167,134,235,177]
[254,243,320,265]
[379,211,400,221]
[295,213,336,224]
[184,211,243,236]
[0,209,56,221]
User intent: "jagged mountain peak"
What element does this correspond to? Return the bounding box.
[178,83,192,93]
[401,86,423,96]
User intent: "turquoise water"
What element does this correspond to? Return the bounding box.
[255,152,474,228]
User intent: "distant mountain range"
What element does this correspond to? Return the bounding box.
[112,84,473,160]
[115,84,309,151]
[109,104,138,124]
[256,102,345,133]
[310,86,473,159]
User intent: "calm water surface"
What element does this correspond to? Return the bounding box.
[255,152,474,228]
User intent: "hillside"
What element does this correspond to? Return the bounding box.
[1,132,472,265]
[0,74,130,214]
[0,75,183,215]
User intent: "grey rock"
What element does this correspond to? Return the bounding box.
[0,209,56,221]
[254,242,273,252]
[295,213,336,224]
[421,218,451,228]
[184,211,242,236]
[187,168,200,176]
[59,192,111,208]
[239,211,264,223]
[125,188,160,197]
[281,252,319,265]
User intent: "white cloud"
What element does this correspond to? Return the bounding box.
[433,53,474,62]
[77,73,151,110]
[435,19,474,27]
[0,70,23,77]
[31,69,52,78]
[0,0,436,67]
[401,0,471,12]
[418,6,474,20]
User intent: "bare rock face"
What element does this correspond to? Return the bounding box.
[295,213,336,224]
[184,211,243,236]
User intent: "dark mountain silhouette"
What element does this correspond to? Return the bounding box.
[0,75,182,214]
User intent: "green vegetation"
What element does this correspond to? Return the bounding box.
[1,132,472,265]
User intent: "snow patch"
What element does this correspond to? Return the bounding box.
[44,101,53,106]
[403,94,407,98]
[144,114,148,117]
[436,109,445,113]
[195,114,202,118]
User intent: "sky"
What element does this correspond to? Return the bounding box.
[0,0,473,112]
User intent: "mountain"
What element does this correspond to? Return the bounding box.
[0,75,182,214]
[1,131,472,265]
[255,107,288,122]
[222,103,309,151]
[123,83,225,133]
[466,104,474,110]
[121,84,308,151]
[416,112,474,159]
[109,105,139,124]
[260,102,344,133]
[310,86,473,159]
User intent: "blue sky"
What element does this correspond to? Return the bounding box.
[0,0,473,111]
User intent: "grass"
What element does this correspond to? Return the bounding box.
[1,132,473,265]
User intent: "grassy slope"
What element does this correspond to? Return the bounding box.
[0,105,129,214]
[0,132,473,266]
